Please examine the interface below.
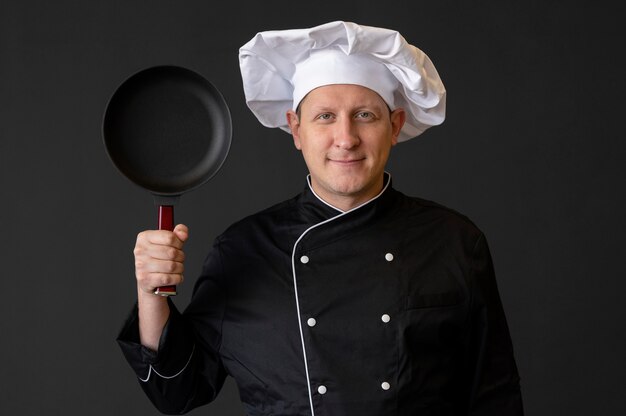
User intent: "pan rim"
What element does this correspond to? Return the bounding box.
[102,65,233,197]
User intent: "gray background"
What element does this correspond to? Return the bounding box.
[1,1,624,415]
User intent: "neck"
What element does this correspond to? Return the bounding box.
[308,174,388,212]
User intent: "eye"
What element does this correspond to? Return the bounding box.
[356,111,374,120]
[316,113,333,121]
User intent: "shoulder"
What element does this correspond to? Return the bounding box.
[391,189,484,242]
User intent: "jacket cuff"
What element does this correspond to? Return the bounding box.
[116,298,195,382]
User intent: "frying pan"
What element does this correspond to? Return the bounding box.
[103,65,232,296]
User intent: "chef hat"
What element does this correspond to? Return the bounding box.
[239,21,446,142]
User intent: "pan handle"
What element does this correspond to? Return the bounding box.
[154,205,178,296]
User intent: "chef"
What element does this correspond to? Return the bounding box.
[118,21,524,415]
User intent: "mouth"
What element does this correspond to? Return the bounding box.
[327,157,365,165]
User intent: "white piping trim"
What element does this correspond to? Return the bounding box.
[305,173,392,213]
[139,365,152,382]
[306,176,344,213]
[292,174,391,415]
[139,344,196,382]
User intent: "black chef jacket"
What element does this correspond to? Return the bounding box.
[117,175,523,416]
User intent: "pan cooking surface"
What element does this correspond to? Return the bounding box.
[103,66,231,195]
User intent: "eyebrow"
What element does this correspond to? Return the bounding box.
[306,102,388,114]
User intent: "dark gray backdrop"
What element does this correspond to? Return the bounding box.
[1,1,624,415]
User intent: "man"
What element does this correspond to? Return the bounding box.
[118,21,523,415]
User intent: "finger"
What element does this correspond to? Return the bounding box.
[137,258,185,275]
[149,259,185,275]
[140,244,185,262]
[138,273,185,292]
[140,230,185,249]
[133,242,184,264]
[173,224,189,243]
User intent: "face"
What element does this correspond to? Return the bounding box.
[287,84,405,211]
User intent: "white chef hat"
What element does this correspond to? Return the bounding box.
[238,21,446,142]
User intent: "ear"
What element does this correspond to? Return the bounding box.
[286,110,302,150]
[389,108,406,146]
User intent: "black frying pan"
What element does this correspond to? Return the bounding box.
[103,65,232,296]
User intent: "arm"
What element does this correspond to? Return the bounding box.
[466,234,524,415]
[133,224,188,350]
[117,225,228,414]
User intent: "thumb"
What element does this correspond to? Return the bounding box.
[173,224,189,243]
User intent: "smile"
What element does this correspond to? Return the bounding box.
[328,158,365,164]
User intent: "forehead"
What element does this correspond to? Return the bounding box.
[299,84,388,110]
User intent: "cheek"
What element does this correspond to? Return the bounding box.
[299,129,331,155]
[293,136,302,150]
[298,143,320,170]
[366,136,394,160]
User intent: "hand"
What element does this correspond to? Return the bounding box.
[134,224,189,294]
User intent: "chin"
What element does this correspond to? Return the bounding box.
[328,180,368,197]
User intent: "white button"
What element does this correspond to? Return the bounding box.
[300,255,309,264]
[385,253,394,262]
[318,385,327,394]
[381,314,391,323]
[307,318,317,327]
[381,381,391,390]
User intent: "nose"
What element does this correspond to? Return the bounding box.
[333,117,360,149]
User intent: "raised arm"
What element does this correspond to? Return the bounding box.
[134,224,188,350]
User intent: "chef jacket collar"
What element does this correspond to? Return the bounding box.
[297,172,399,227]
[305,172,392,214]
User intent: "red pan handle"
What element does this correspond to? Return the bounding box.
[154,205,177,296]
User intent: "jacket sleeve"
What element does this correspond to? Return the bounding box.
[466,233,524,415]
[116,241,228,415]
